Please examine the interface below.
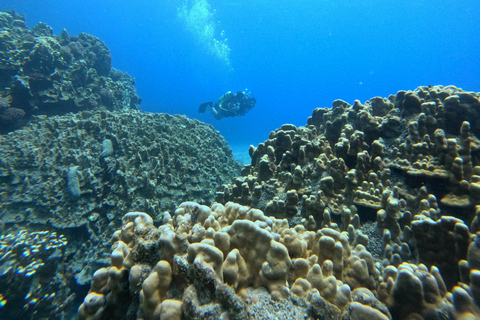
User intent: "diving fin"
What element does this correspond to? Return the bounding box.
[198,102,213,113]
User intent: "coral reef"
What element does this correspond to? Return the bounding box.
[0,10,141,134]
[2,23,480,319]
[210,84,480,318]
[0,110,241,318]
[217,86,480,215]
[0,230,72,319]
[77,201,480,319]
[0,110,240,227]
[217,85,480,246]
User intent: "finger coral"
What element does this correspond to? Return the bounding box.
[77,201,480,319]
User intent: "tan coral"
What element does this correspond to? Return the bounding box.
[77,268,109,320]
[341,301,390,320]
[259,240,292,300]
[187,242,224,283]
[159,299,183,320]
[223,248,249,290]
[78,188,480,319]
[77,292,106,320]
[139,260,173,320]
[226,219,273,286]
[107,240,131,293]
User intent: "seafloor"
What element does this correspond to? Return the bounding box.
[1,9,480,320]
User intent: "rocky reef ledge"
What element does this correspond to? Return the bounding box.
[0,10,141,134]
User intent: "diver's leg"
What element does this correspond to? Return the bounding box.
[212,106,219,118]
[198,102,213,113]
[212,106,224,120]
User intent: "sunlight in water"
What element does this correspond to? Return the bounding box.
[176,0,232,69]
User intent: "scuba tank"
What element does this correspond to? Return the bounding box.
[217,91,234,111]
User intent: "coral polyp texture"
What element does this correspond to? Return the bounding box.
[0,110,241,319]
[0,10,141,133]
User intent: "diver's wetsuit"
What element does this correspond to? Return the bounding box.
[198,91,256,120]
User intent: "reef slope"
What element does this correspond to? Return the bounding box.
[0,110,241,319]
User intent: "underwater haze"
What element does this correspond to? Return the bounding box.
[2,0,480,160]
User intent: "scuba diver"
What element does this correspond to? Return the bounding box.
[198,90,256,120]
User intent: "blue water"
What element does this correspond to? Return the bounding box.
[2,0,480,151]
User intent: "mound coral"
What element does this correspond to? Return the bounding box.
[78,201,480,319]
